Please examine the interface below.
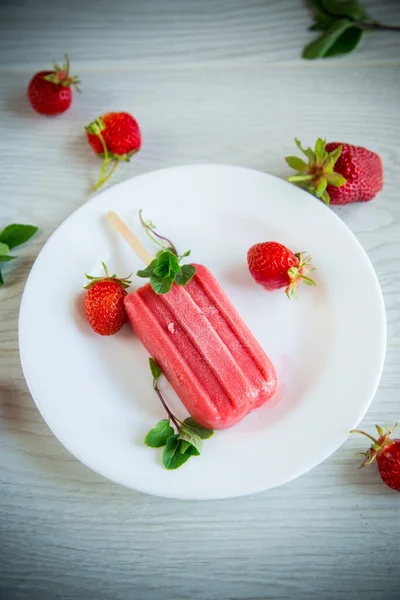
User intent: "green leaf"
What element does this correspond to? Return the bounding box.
[314,138,328,166]
[180,250,191,258]
[153,263,170,278]
[316,178,328,197]
[149,357,162,380]
[185,444,200,457]
[302,19,353,59]
[174,264,196,287]
[159,250,180,269]
[0,242,10,256]
[309,15,335,31]
[321,190,331,204]
[307,0,330,16]
[323,26,364,57]
[285,156,309,172]
[288,174,315,183]
[327,145,343,166]
[326,172,347,187]
[178,424,203,454]
[144,419,174,448]
[0,224,38,249]
[153,251,180,278]
[179,440,191,454]
[137,259,157,278]
[0,255,16,262]
[322,0,369,21]
[183,417,214,440]
[294,138,316,162]
[162,435,193,469]
[150,274,175,295]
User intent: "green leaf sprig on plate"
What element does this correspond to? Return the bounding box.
[144,358,214,470]
[136,210,196,295]
[303,0,400,60]
[0,224,38,286]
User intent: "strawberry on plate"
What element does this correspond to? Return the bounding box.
[285,138,383,205]
[27,55,80,115]
[351,423,400,492]
[85,112,141,191]
[84,263,131,336]
[247,241,315,299]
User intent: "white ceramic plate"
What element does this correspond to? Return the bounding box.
[19,165,386,499]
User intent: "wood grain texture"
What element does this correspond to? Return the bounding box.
[1,1,400,599]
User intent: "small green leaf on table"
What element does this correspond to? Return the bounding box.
[0,242,16,262]
[322,0,370,21]
[0,224,38,249]
[303,18,356,59]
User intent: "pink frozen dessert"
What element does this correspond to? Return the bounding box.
[124,263,277,430]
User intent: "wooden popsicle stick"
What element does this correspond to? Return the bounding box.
[107,211,154,266]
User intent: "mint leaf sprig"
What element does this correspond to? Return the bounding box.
[0,224,38,286]
[145,358,214,470]
[137,249,196,295]
[137,211,196,295]
[304,0,400,60]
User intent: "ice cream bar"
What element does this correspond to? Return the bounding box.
[124,263,277,429]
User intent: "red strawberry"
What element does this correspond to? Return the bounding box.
[84,263,131,336]
[285,138,383,205]
[85,112,141,191]
[247,241,315,299]
[27,55,80,115]
[351,423,400,492]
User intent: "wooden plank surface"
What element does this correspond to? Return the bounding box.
[1,1,400,599]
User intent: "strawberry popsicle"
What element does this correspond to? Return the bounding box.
[124,263,277,429]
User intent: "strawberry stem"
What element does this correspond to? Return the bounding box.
[350,429,379,445]
[92,131,119,192]
[92,159,119,191]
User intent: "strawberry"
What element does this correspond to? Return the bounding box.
[27,55,80,115]
[85,112,141,191]
[351,423,400,492]
[285,138,383,205]
[84,263,131,336]
[247,241,315,299]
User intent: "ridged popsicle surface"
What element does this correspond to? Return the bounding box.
[124,264,277,429]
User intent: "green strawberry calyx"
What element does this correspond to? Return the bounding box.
[43,54,81,91]
[350,423,398,468]
[286,252,316,300]
[84,262,131,290]
[285,138,347,205]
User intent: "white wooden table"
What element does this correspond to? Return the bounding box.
[1,1,400,598]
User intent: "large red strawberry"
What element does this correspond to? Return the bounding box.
[27,55,80,115]
[285,138,383,205]
[351,423,400,492]
[85,112,141,191]
[84,263,131,336]
[247,241,315,299]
